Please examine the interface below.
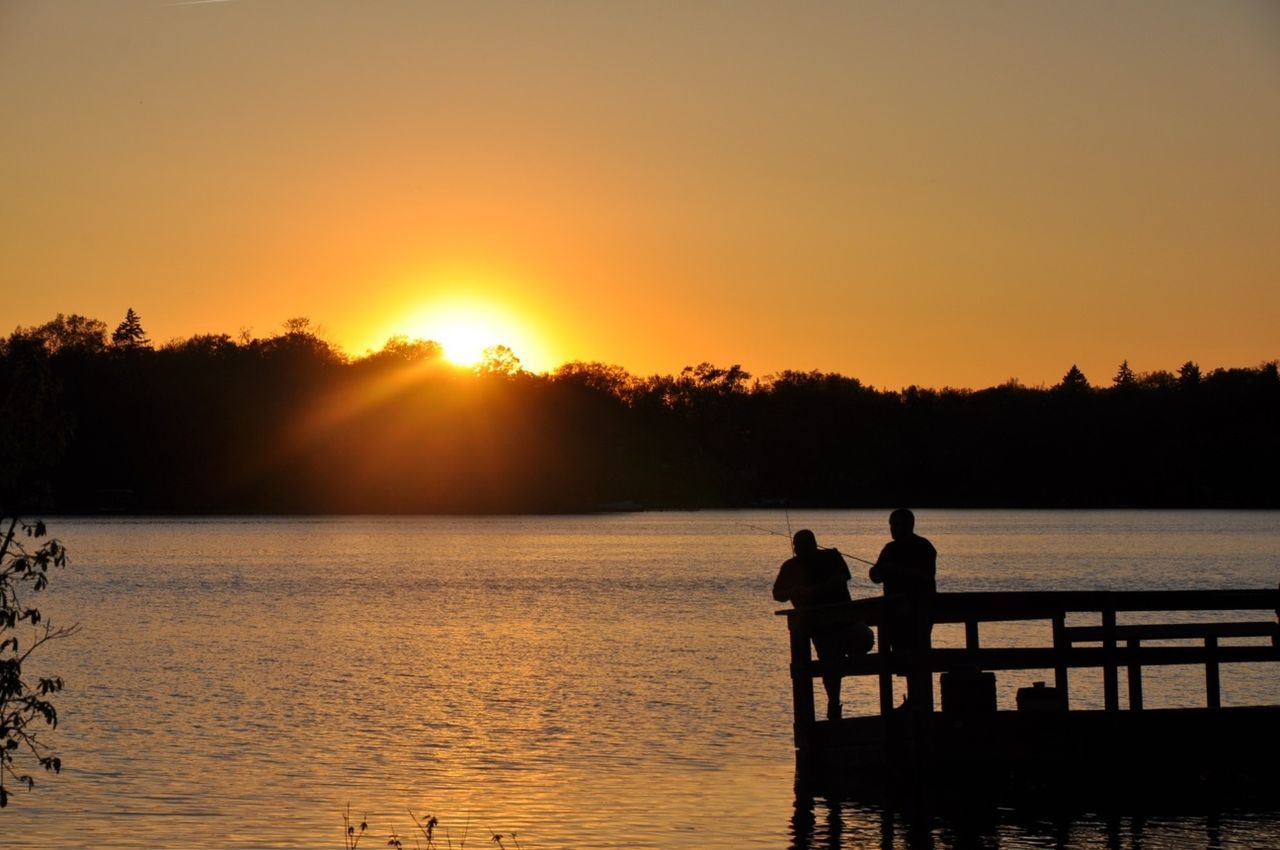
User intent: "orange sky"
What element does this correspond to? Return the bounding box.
[3,1,1277,387]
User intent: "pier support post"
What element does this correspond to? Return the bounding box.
[1102,604,1119,712]
[904,600,934,712]
[1205,635,1221,709]
[788,614,816,751]
[1052,613,1070,705]
[965,621,980,652]
[1126,638,1143,710]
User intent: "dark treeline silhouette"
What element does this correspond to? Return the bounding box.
[2,311,1277,513]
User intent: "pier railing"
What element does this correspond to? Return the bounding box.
[778,587,1280,743]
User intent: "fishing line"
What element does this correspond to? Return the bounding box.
[740,523,878,567]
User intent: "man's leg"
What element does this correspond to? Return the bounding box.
[813,634,842,720]
[822,674,842,721]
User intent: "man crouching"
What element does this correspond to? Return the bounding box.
[773,529,870,721]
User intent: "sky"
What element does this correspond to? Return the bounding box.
[2,1,1277,387]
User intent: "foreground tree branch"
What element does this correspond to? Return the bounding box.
[0,517,77,808]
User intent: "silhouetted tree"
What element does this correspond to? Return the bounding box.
[1177,360,1201,387]
[160,333,239,358]
[281,316,312,335]
[553,362,635,400]
[0,350,75,807]
[10,314,107,356]
[479,345,522,375]
[1057,364,1090,391]
[0,518,77,808]
[258,323,344,367]
[111,308,150,351]
[0,337,67,510]
[1140,370,1176,390]
[1113,360,1136,387]
[362,336,443,366]
[3,313,1277,511]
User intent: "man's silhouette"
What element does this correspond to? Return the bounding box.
[773,529,853,721]
[869,508,936,649]
[869,508,937,709]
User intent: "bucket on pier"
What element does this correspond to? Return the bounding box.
[1016,681,1066,712]
[940,669,997,713]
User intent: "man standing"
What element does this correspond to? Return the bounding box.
[869,508,937,647]
[869,508,937,708]
[773,529,853,721]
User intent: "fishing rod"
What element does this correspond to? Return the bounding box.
[836,550,876,568]
[740,522,877,567]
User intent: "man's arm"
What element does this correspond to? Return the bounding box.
[772,562,793,602]
[830,550,852,591]
[868,544,891,585]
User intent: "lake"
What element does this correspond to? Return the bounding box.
[6,510,1280,848]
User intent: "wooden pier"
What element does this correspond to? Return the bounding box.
[779,587,1280,800]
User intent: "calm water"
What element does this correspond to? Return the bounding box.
[7,510,1280,849]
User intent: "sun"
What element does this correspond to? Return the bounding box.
[436,320,493,368]
[396,296,551,371]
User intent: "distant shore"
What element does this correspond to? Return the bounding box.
[5,319,1277,515]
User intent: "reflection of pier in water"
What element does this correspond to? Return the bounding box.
[779,588,1280,801]
[788,794,1280,850]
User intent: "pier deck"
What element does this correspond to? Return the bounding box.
[779,587,1280,799]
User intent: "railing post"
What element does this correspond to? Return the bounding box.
[1102,602,1119,712]
[788,613,816,750]
[1126,637,1143,710]
[1205,635,1221,709]
[878,621,894,718]
[965,621,980,651]
[906,600,934,712]
[1052,612,1070,705]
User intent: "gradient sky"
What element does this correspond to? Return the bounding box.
[3,1,1277,387]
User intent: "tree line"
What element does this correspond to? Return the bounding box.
[2,311,1277,513]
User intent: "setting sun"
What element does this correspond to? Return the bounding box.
[393,295,554,372]
[436,323,491,368]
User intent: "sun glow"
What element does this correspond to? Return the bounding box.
[438,329,488,366]
[394,296,552,371]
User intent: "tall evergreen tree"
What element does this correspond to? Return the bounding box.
[1058,364,1090,390]
[111,309,150,350]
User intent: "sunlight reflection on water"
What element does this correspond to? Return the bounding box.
[7,511,1280,848]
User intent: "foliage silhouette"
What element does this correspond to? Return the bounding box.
[111,308,151,351]
[0,518,77,808]
[1057,364,1090,391]
[0,330,76,808]
[1113,359,1136,387]
[3,314,1278,511]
